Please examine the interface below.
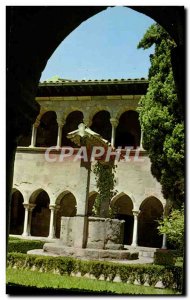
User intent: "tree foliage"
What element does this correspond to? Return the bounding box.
[137,24,184,206]
[93,161,117,218]
[158,206,184,253]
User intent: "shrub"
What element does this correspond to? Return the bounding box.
[8,239,45,254]
[154,250,176,266]
[7,252,183,291]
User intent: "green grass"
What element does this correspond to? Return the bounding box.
[6,268,178,295]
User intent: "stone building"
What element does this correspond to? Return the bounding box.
[10,77,167,249]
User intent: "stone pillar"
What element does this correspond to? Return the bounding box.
[162,233,167,249]
[161,201,170,249]
[30,125,37,147]
[30,117,40,147]
[140,129,144,150]
[74,160,91,248]
[131,210,139,247]
[56,113,65,148]
[22,204,29,237]
[48,205,56,239]
[110,118,118,148]
[27,204,35,236]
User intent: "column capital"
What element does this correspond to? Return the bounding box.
[56,111,65,127]
[57,119,65,127]
[110,118,118,127]
[132,210,140,217]
[33,119,40,128]
[29,204,36,211]
[49,204,56,210]
[23,203,30,209]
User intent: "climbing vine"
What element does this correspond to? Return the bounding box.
[92,160,117,218]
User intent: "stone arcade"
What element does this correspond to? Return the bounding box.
[11,78,168,254]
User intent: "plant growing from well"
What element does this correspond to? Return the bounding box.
[92,160,117,218]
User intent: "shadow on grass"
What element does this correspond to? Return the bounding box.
[6,283,119,296]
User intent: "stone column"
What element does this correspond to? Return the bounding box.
[56,113,65,148]
[162,233,167,249]
[110,118,118,148]
[48,205,56,239]
[140,129,144,150]
[131,210,139,247]
[30,118,40,148]
[27,204,35,236]
[29,125,37,147]
[57,121,65,148]
[161,201,170,249]
[74,160,91,248]
[22,204,29,237]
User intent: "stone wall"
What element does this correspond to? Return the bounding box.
[13,149,165,210]
[60,216,125,250]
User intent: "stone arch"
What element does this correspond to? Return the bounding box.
[88,191,99,216]
[7,6,184,244]
[115,110,141,148]
[10,189,25,235]
[111,192,134,245]
[138,196,163,248]
[61,110,84,147]
[55,191,77,238]
[88,106,111,126]
[36,110,58,147]
[90,110,112,142]
[30,189,50,237]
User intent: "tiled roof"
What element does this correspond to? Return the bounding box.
[41,76,147,84]
[37,76,148,97]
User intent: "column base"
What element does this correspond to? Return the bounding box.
[22,233,29,237]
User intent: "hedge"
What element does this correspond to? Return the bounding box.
[154,251,176,266]
[7,252,183,291]
[8,239,45,254]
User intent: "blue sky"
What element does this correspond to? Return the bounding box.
[40,6,155,82]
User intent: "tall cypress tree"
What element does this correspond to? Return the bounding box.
[138,24,184,206]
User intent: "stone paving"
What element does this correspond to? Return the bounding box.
[28,249,154,264]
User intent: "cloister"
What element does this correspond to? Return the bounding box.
[6,6,184,255]
[11,78,167,249]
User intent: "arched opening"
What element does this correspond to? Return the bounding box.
[55,191,77,238]
[138,197,163,248]
[10,189,25,235]
[36,111,58,147]
[111,193,133,245]
[62,111,84,147]
[90,110,111,142]
[30,190,50,237]
[88,191,99,216]
[115,110,141,148]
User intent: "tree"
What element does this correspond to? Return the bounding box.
[158,206,184,254]
[137,24,185,206]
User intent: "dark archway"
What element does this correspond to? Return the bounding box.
[115,110,141,148]
[62,111,83,147]
[88,191,98,216]
[138,196,163,248]
[36,111,58,147]
[55,191,77,238]
[111,193,134,245]
[10,189,25,235]
[30,190,50,237]
[90,110,112,142]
